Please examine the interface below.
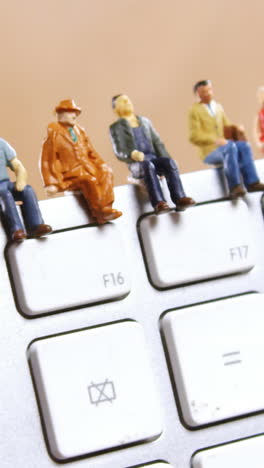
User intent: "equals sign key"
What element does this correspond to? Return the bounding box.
[222,350,242,366]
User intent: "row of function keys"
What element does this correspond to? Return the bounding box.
[7,200,254,316]
[28,294,264,462]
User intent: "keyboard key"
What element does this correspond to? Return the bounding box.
[27,321,163,461]
[139,200,254,288]
[161,294,264,426]
[192,434,264,467]
[6,224,130,316]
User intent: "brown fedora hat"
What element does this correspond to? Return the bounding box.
[55,99,82,115]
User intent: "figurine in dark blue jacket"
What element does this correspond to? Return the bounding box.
[110,94,195,213]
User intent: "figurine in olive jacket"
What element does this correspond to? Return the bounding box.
[189,80,264,199]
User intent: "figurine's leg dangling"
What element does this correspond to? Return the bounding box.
[235,141,264,192]
[141,160,169,214]
[0,181,26,241]
[71,177,103,221]
[71,174,121,224]
[15,184,52,237]
[205,142,245,199]
[222,142,246,198]
[153,158,195,211]
[93,167,122,222]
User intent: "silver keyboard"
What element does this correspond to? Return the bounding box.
[1,161,264,468]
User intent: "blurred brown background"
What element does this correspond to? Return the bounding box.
[1,0,263,199]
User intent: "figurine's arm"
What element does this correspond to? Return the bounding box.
[221,108,251,145]
[78,129,109,179]
[222,109,230,127]
[188,110,217,146]
[109,123,136,164]
[148,121,171,158]
[41,129,62,194]
[83,132,105,166]
[10,157,27,191]
[253,115,260,146]
[253,114,264,151]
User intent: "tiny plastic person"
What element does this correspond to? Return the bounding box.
[253,86,264,155]
[189,80,264,199]
[41,99,122,224]
[110,94,195,213]
[0,138,52,242]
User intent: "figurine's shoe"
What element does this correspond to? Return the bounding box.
[247,181,264,192]
[12,229,27,242]
[229,185,246,199]
[31,224,53,238]
[154,201,170,214]
[176,197,196,211]
[97,208,122,223]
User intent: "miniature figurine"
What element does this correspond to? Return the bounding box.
[189,80,264,199]
[110,94,195,213]
[41,99,122,224]
[0,138,52,242]
[253,86,264,154]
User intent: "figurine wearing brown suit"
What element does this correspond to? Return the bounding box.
[41,99,122,224]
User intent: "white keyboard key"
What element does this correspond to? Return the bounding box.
[192,434,264,468]
[28,321,163,461]
[162,294,264,426]
[6,224,130,316]
[139,200,254,288]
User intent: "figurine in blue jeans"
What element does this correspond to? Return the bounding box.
[189,80,264,199]
[0,138,52,242]
[204,140,261,195]
[110,94,195,213]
